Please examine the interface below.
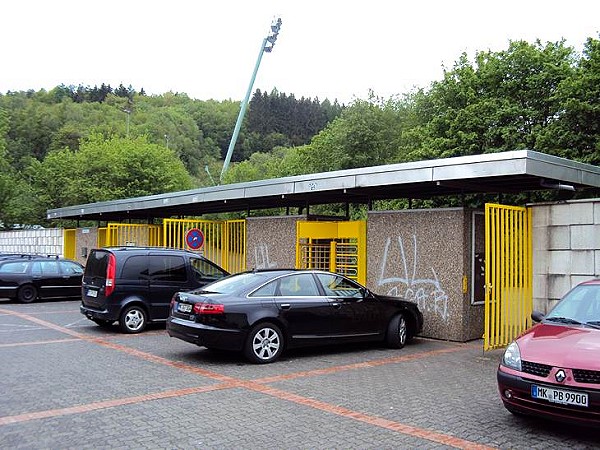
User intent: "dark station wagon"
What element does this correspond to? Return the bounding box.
[0,255,84,303]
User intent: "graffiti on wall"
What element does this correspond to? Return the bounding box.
[377,234,449,322]
[253,243,278,269]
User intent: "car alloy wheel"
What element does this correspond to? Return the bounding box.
[17,284,38,303]
[386,313,407,349]
[245,323,283,364]
[119,305,147,334]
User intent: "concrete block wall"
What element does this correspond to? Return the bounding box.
[531,198,600,313]
[0,229,64,256]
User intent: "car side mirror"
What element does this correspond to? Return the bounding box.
[531,311,545,323]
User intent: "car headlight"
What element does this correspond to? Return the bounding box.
[502,341,522,371]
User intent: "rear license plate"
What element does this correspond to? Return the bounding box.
[531,385,588,407]
[87,289,98,298]
[177,303,192,313]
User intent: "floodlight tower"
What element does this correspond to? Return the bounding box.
[220,17,282,182]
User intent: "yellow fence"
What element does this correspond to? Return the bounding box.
[105,223,162,247]
[163,219,246,274]
[484,204,533,351]
[296,221,366,284]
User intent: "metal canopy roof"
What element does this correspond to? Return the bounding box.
[47,150,600,222]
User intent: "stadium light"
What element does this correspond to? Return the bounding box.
[220,17,282,182]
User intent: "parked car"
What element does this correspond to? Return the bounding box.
[497,279,600,427]
[167,269,424,364]
[0,256,84,303]
[80,247,229,334]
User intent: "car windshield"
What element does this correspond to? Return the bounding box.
[545,284,600,327]
[198,272,272,295]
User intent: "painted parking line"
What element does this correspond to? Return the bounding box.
[255,343,478,384]
[0,308,495,449]
[0,338,81,348]
[243,381,494,450]
[0,384,235,426]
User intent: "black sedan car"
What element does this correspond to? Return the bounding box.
[167,269,423,363]
[0,256,84,303]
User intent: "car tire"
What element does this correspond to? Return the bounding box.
[17,284,38,303]
[385,313,407,349]
[244,322,284,364]
[118,305,147,334]
[92,318,114,328]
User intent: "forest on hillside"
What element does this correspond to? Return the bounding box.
[0,36,599,228]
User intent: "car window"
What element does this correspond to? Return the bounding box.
[190,257,228,282]
[121,255,150,280]
[202,272,269,295]
[31,261,42,276]
[59,261,83,275]
[250,281,277,297]
[149,255,187,282]
[278,273,319,296]
[40,261,60,276]
[316,273,363,298]
[547,285,600,322]
[84,250,110,278]
[0,261,29,274]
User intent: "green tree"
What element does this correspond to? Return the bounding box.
[407,40,577,160]
[297,95,406,173]
[0,107,15,226]
[24,135,193,224]
[538,36,600,165]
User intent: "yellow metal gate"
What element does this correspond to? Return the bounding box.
[163,219,246,274]
[63,229,76,259]
[105,223,162,247]
[296,221,366,285]
[484,204,533,350]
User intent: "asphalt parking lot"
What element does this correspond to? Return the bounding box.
[1,299,599,450]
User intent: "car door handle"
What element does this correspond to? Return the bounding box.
[280,303,291,310]
[331,302,341,309]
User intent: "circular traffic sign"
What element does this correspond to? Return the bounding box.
[185,228,204,250]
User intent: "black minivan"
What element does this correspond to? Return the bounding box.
[80,247,229,333]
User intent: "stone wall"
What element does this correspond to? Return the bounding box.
[246,216,302,269]
[530,198,600,313]
[74,227,99,266]
[366,208,482,341]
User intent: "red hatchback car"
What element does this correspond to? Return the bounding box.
[497,279,600,426]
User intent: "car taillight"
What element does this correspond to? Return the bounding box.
[105,254,116,297]
[193,302,225,315]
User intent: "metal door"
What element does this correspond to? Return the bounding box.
[484,203,533,350]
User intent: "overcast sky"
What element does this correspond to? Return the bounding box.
[2,1,599,104]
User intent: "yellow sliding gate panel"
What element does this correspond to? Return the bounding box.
[163,219,246,274]
[97,227,108,248]
[105,224,163,247]
[224,219,246,274]
[296,221,366,285]
[484,204,533,351]
[63,229,76,259]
